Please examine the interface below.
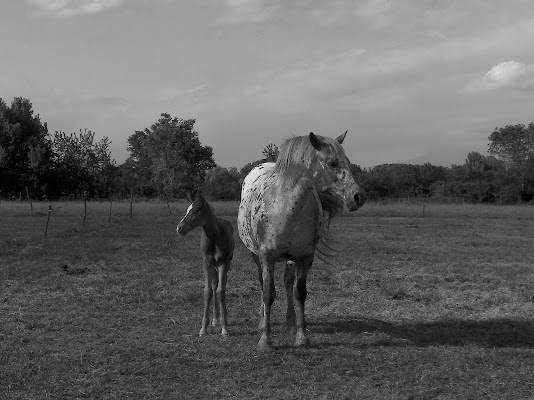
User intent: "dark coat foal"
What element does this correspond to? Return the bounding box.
[177,192,235,336]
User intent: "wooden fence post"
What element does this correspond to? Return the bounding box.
[108,196,113,224]
[83,197,87,228]
[130,190,133,221]
[166,197,172,216]
[26,187,33,216]
[44,204,52,237]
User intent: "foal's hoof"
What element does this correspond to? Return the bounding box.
[295,336,310,348]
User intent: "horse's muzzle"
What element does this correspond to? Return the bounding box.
[347,191,366,211]
[177,225,186,236]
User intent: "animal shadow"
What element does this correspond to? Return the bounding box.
[310,316,534,348]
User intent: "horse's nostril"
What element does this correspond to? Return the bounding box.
[354,193,366,207]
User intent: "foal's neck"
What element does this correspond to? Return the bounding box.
[201,207,221,241]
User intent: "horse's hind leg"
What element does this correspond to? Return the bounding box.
[200,259,214,336]
[294,255,313,348]
[284,261,296,335]
[251,253,265,331]
[217,262,229,336]
[258,253,276,352]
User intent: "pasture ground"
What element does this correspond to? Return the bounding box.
[1,200,534,399]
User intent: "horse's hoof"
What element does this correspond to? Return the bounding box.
[221,330,230,338]
[295,336,310,348]
[211,319,219,327]
[199,329,206,337]
[257,338,274,352]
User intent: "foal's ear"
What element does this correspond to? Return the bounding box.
[309,132,324,151]
[186,190,194,202]
[186,188,200,203]
[336,130,348,144]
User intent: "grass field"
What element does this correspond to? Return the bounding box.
[1,200,534,399]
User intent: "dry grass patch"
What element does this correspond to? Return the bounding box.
[1,201,534,399]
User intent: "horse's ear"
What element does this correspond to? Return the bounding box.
[336,130,348,144]
[309,132,324,151]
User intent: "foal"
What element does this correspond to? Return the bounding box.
[177,191,235,337]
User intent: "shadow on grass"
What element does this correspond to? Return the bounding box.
[310,316,534,348]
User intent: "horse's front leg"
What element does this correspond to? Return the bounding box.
[217,262,230,336]
[284,261,296,335]
[258,254,276,352]
[294,255,313,347]
[199,258,214,336]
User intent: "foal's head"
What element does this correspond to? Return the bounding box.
[176,191,211,236]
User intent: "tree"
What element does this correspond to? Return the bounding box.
[51,129,115,198]
[489,123,534,196]
[0,97,52,198]
[126,114,216,197]
[262,143,279,162]
[202,166,241,200]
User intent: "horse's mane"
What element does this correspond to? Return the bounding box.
[273,135,345,175]
[272,135,347,262]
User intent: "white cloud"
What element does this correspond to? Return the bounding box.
[216,0,393,26]
[28,0,124,17]
[217,0,281,24]
[467,61,534,92]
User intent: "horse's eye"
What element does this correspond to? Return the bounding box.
[328,161,339,168]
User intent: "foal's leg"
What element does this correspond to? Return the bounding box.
[294,255,314,347]
[251,253,265,330]
[217,262,230,336]
[199,258,214,336]
[258,253,276,352]
[211,264,220,328]
[284,261,296,335]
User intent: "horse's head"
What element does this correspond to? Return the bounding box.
[176,190,209,236]
[308,131,366,212]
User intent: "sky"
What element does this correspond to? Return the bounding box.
[2,0,534,169]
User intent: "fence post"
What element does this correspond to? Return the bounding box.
[166,197,172,216]
[83,197,87,228]
[108,196,113,224]
[26,187,33,216]
[130,190,133,221]
[44,204,52,237]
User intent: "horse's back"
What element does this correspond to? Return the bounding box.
[238,162,322,259]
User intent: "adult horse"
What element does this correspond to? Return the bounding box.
[177,191,235,337]
[238,131,365,351]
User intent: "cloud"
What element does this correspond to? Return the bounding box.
[28,0,124,17]
[216,0,281,24]
[216,0,393,26]
[305,0,392,27]
[467,61,534,92]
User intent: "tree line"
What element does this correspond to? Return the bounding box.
[1,96,533,203]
